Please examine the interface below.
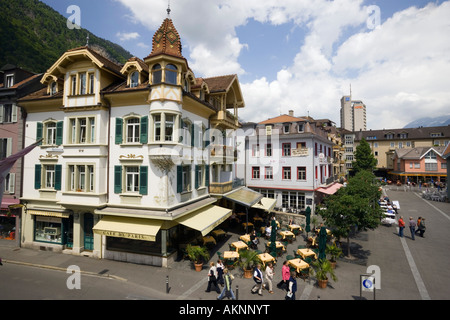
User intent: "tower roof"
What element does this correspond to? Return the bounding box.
[145,18,183,60]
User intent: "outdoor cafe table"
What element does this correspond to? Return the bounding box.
[279,230,296,241]
[242,222,254,229]
[288,258,310,273]
[211,229,226,239]
[266,241,286,251]
[203,236,216,246]
[223,251,240,260]
[288,224,302,233]
[231,241,248,252]
[240,234,251,243]
[297,248,317,260]
[258,253,275,266]
[308,236,317,247]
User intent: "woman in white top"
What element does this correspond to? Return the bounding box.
[264,262,274,293]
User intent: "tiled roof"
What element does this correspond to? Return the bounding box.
[356,126,450,141]
[258,114,307,125]
[395,146,446,159]
[203,75,236,93]
[145,18,183,60]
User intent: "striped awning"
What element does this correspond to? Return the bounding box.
[28,210,70,218]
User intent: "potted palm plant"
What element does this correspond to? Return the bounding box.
[239,249,261,278]
[186,244,210,272]
[325,244,343,269]
[311,259,338,288]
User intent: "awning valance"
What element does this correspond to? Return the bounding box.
[176,205,232,236]
[93,216,163,242]
[223,187,263,207]
[28,210,70,218]
[251,197,276,213]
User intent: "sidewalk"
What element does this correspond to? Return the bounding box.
[3,188,438,301]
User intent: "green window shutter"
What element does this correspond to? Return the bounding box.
[177,165,183,193]
[139,166,148,195]
[195,165,200,189]
[56,121,64,146]
[140,116,148,144]
[115,118,123,144]
[36,122,43,145]
[205,165,210,187]
[34,164,41,189]
[205,128,210,148]
[114,166,122,194]
[55,165,62,191]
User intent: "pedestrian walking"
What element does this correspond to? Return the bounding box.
[205,262,221,293]
[251,264,263,296]
[285,271,297,300]
[217,269,236,300]
[409,217,416,240]
[277,260,290,290]
[216,259,224,286]
[264,262,274,294]
[418,218,426,237]
[398,216,405,237]
[414,217,422,234]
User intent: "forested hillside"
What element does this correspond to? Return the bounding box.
[0,0,132,73]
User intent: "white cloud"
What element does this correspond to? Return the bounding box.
[115,0,450,129]
[116,31,140,41]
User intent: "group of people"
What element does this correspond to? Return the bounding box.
[205,259,298,300]
[398,216,426,240]
[251,261,297,300]
[205,259,236,300]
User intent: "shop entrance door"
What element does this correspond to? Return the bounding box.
[62,215,74,248]
[84,213,94,251]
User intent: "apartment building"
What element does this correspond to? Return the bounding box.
[17,14,245,267]
[0,64,43,244]
[340,95,367,132]
[244,111,338,215]
[353,125,450,180]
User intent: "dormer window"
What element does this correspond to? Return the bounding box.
[130,71,139,88]
[6,75,14,88]
[165,64,178,85]
[152,64,162,84]
[283,124,290,134]
[297,123,304,133]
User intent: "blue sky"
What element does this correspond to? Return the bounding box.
[41,0,450,129]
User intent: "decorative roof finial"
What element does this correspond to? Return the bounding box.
[86,33,90,47]
[167,0,171,18]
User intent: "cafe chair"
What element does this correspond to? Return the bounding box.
[286,255,295,261]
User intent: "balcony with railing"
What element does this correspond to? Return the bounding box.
[210,144,237,164]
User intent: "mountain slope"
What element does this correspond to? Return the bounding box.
[404,115,450,128]
[0,0,132,73]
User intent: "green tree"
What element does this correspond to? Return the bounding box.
[352,138,377,173]
[321,171,382,257]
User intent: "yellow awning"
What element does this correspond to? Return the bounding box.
[93,216,163,242]
[251,197,276,213]
[176,205,232,236]
[28,210,70,218]
[224,187,263,207]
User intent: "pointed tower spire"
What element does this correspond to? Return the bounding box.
[145,7,183,60]
[167,0,171,18]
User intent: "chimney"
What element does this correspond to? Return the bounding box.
[289,110,294,117]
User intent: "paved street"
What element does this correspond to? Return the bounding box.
[1,188,449,303]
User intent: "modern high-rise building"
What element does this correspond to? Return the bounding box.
[340,95,366,132]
